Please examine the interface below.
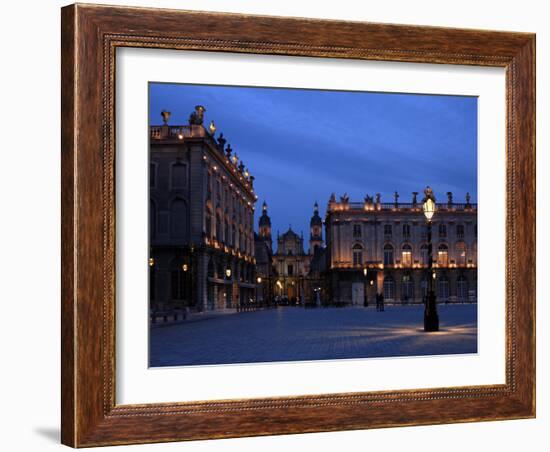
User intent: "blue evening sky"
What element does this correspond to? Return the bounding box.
[149,83,477,242]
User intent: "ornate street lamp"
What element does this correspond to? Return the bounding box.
[422,186,439,331]
[363,267,368,307]
[256,276,262,305]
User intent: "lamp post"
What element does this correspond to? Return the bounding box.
[422,186,439,331]
[363,267,368,307]
[256,276,262,306]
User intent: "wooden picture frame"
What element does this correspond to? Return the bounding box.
[61,3,535,447]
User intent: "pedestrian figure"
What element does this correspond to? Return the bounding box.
[376,293,381,311]
[380,293,385,311]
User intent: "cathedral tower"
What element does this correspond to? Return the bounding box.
[258,201,272,251]
[309,201,323,254]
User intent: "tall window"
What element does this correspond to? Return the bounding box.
[225,220,230,245]
[456,224,465,239]
[401,275,414,301]
[171,162,187,189]
[401,244,412,266]
[352,244,363,266]
[437,244,449,266]
[384,244,394,266]
[402,224,411,238]
[384,224,392,237]
[456,241,467,266]
[438,223,447,238]
[457,276,468,301]
[420,244,429,266]
[170,198,188,239]
[353,224,362,238]
[288,264,294,276]
[383,276,395,300]
[437,275,450,301]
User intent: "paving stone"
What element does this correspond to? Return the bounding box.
[149,304,477,367]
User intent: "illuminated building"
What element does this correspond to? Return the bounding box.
[149,106,257,312]
[325,191,477,305]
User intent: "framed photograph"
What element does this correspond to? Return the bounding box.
[61,3,535,447]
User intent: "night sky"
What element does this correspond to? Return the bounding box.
[149,83,477,243]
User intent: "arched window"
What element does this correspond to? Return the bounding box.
[170,198,188,239]
[420,244,429,266]
[401,274,414,301]
[455,241,467,266]
[401,244,412,266]
[383,276,395,300]
[437,244,449,267]
[457,275,468,302]
[150,199,156,239]
[171,162,187,189]
[437,275,450,301]
[352,244,363,266]
[384,244,394,266]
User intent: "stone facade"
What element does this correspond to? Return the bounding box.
[149,107,257,312]
[325,192,477,305]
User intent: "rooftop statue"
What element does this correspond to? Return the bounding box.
[188,105,206,125]
[423,185,436,203]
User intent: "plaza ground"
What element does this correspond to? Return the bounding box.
[149,304,477,367]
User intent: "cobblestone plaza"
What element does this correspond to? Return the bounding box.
[150,304,477,367]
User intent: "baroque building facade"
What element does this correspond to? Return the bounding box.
[149,106,258,312]
[271,203,327,304]
[325,192,478,305]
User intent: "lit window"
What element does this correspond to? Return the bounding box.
[437,244,449,266]
[401,244,412,266]
[455,241,467,266]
